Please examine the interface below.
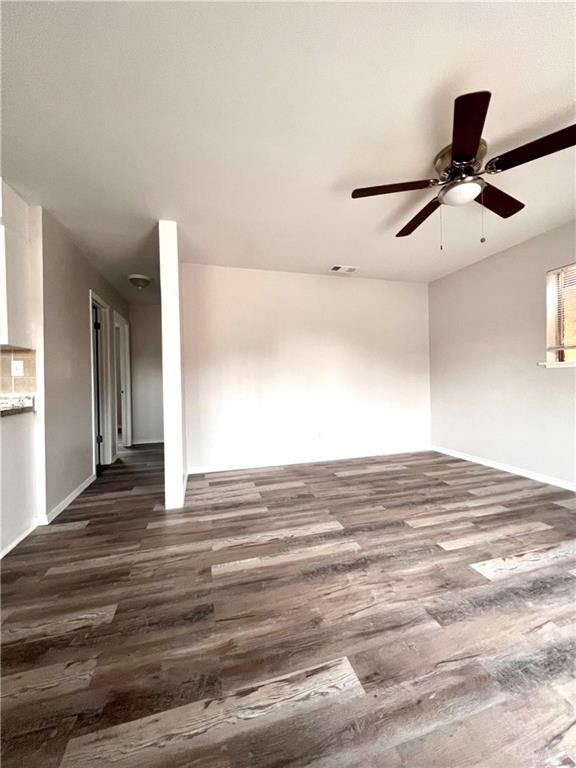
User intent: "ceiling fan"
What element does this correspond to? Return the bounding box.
[351,91,576,237]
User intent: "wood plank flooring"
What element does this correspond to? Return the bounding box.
[2,445,576,767]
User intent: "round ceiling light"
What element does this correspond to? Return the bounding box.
[438,178,485,207]
[128,274,152,290]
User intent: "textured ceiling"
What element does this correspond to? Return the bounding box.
[2,2,575,300]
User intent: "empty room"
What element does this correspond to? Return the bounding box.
[1,2,575,766]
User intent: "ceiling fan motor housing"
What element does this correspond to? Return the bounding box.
[433,139,488,180]
[434,138,488,206]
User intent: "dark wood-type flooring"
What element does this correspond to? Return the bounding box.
[2,445,576,767]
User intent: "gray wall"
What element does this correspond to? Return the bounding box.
[430,222,576,487]
[129,303,163,444]
[42,211,128,515]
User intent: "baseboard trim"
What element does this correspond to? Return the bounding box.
[187,446,433,477]
[1,523,37,558]
[46,474,97,523]
[132,439,164,446]
[431,445,576,493]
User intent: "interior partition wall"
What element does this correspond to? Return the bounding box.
[159,220,187,509]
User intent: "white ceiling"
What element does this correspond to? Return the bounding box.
[2,2,575,300]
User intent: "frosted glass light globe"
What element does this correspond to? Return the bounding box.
[440,180,484,206]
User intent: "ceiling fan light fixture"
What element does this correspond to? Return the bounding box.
[438,178,485,206]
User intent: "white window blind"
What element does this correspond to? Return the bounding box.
[547,263,576,364]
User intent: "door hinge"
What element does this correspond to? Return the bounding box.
[96,435,103,444]
[93,321,101,331]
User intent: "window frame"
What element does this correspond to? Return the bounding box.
[546,262,576,367]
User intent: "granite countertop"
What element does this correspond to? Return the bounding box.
[0,395,35,417]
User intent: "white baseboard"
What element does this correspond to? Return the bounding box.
[1,523,37,558]
[132,439,164,445]
[432,445,576,493]
[45,474,96,523]
[187,445,432,477]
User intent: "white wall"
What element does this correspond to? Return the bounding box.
[1,414,38,554]
[430,222,576,489]
[42,211,128,517]
[0,183,45,555]
[1,182,42,349]
[180,264,430,473]
[159,221,186,509]
[129,303,163,444]
[2,184,43,350]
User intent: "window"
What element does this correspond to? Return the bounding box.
[547,263,576,364]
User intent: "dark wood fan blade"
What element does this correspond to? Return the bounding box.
[351,179,437,198]
[486,124,576,172]
[451,91,492,163]
[475,183,525,218]
[396,198,440,237]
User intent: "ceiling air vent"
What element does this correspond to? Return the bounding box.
[329,264,358,274]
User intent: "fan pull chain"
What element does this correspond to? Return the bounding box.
[480,187,486,243]
[439,204,444,251]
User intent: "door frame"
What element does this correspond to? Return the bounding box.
[113,311,132,449]
[89,290,113,472]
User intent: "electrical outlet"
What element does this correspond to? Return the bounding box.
[11,359,24,377]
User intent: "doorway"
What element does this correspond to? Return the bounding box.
[90,295,132,472]
[91,301,105,476]
[90,291,114,473]
[113,312,132,451]
[115,325,122,446]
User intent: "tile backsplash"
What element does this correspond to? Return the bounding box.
[0,348,36,394]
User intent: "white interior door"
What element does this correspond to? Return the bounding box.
[114,313,132,449]
[90,290,113,468]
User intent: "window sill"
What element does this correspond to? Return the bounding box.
[537,362,576,369]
